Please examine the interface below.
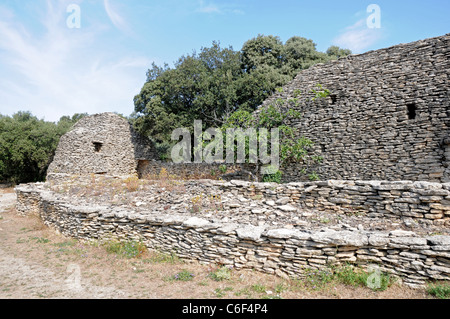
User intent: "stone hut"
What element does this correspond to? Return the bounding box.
[47,112,156,180]
[260,33,450,183]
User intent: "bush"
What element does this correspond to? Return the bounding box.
[0,111,85,184]
[209,266,232,281]
[104,239,147,259]
[427,282,450,299]
[262,170,283,183]
[172,270,195,281]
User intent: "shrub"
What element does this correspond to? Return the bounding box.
[209,266,232,281]
[262,170,283,184]
[427,282,450,299]
[219,165,227,174]
[172,270,195,282]
[103,239,147,259]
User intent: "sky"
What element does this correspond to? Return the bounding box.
[0,0,449,122]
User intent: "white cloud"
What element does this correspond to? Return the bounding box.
[103,0,132,35]
[198,5,221,14]
[196,0,244,15]
[332,19,384,54]
[0,1,151,122]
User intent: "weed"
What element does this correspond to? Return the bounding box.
[332,264,394,291]
[123,176,140,192]
[234,287,252,298]
[302,268,334,290]
[308,171,320,181]
[209,266,232,281]
[30,237,50,244]
[333,264,367,287]
[251,284,267,294]
[219,165,227,174]
[275,282,288,294]
[171,270,195,282]
[53,240,77,248]
[103,239,147,259]
[427,282,450,299]
[145,250,180,264]
[214,288,225,298]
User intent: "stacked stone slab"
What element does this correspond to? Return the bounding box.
[15,183,450,288]
[219,180,450,226]
[259,33,450,183]
[47,113,156,180]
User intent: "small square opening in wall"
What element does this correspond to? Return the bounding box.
[93,142,103,152]
[407,103,417,120]
[330,94,338,105]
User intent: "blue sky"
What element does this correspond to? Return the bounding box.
[0,0,449,122]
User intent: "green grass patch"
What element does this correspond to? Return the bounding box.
[427,282,450,299]
[103,239,147,259]
[298,264,395,292]
[209,266,232,281]
[30,237,50,244]
[251,284,267,294]
[333,264,394,291]
[166,269,195,282]
[144,250,180,264]
[53,240,77,248]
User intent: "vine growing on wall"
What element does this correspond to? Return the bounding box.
[194,84,330,183]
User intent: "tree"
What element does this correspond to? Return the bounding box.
[283,36,330,74]
[216,85,328,183]
[240,35,285,72]
[326,45,352,59]
[0,112,85,184]
[132,35,351,156]
[133,41,243,147]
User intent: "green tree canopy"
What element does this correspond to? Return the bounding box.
[0,112,86,183]
[132,35,351,153]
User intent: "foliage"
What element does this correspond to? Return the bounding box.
[219,164,227,174]
[299,264,395,292]
[311,83,331,100]
[326,45,352,59]
[132,35,351,148]
[218,90,325,182]
[209,266,232,281]
[427,282,450,299]
[103,239,147,259]
[170,269,195,282]
[145,250,181,264]
[332,264,394,291]
[262,170,283,183]
[0,111,86,184]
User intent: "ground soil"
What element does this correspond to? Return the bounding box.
[0,187,435,300]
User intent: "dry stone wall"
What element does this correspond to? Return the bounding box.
[138,161,256,181]
[15,181,450,288]
[260,33,450,183]
[47,113,156,179]
[220,180,450,226]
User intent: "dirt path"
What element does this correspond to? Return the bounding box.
[0,190,132,298]
[0,187,434,300]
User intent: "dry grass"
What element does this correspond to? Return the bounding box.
[1,186,439,299]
